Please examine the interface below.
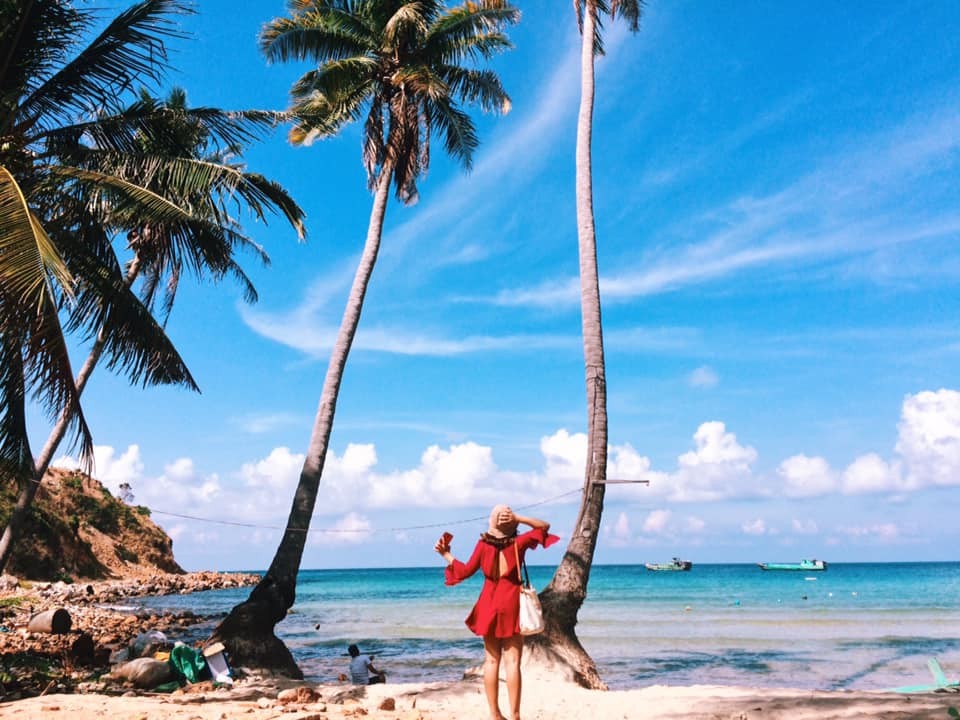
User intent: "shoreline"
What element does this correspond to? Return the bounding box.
[2,571,959,718]
[3,676,960,719]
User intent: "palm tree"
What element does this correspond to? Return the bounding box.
[528,0,642,690]
[209,0,519,675]
[0,80,306,573]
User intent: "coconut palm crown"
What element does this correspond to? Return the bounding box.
[260,0,518,202]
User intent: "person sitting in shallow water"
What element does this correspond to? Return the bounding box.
[347,643,386,685]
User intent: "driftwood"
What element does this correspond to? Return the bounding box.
[27,608,72,634]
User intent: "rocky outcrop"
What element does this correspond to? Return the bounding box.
[0,468,184,581]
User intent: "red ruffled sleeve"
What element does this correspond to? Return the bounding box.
[445,538,484,586]
[517,527,559,552]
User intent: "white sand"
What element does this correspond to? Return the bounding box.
[3,676,959,720]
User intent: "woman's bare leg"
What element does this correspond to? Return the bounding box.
[482,635,505,720]
[502,634,524,720]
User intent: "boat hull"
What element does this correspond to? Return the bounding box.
[758,560,827,571]
[645,560,693,571]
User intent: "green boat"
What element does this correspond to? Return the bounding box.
[758,559,827,571]
[645,557,692,571]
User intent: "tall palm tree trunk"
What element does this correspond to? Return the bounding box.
[526,5,608,690]
[0,257,143,574]
[209,164,394,675]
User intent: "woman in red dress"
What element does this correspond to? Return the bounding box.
[435,505,558,720]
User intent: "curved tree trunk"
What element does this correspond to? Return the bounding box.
[0,257,142,574]
[209,165,394,675]
[527,3,608,690]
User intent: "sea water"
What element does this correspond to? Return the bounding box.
[133,562,960,691]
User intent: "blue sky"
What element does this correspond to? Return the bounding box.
[44,1,960,570]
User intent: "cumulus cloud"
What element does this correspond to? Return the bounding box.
[689,365,719,388]
[670,422,758,501]
[642,509,672,535]
[311,512,373,545]
[841,453,902,494]
[742,518,767,535]
[54,444,143,496]
[778,454,837,497]
[896,389,960,487]
[791,518,819,535]
[771,389,960,499]
[605,512,633,546]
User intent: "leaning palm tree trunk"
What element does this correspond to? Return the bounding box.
[527,4,608,690]
[210,165,393,674]
[0,257,143,574]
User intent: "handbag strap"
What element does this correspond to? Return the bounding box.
[512,540,531,587]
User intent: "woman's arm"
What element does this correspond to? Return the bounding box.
[514,513,550,532]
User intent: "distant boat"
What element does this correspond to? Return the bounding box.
[645,557,692,571]
[758,559,827,571]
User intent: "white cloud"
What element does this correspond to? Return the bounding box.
[791,518,819,535]
[54,444,144,496]
[232,412,302,434]
[685,516,706,534]
[605,512,633,546]
[742,518,767,536]
[896,389,960,487]
[841,453,901,494]
[669,422,759,501]
[241,446,304,490]
[778,454,837,497]
[642,509,672,535]
[689,365,719,388]
[311,512,373,545]
[836,523,901,541]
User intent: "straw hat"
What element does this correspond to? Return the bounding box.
[487,504,518,539]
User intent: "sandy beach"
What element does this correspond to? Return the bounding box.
[3,572,959,719]
[3,676,960,720]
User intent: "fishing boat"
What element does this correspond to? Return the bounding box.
[758,559,827,571]
[645,557,692,571]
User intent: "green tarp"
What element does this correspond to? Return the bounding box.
[169,643,208,684]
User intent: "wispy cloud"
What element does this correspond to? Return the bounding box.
[489,107,960,308]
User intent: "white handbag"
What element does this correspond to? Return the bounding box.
[514,542,545,635]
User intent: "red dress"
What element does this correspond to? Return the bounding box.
[445,527,559,638]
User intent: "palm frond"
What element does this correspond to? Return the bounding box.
[18,282,94,469]
[55,231,198,390]
[290,56,379,101]
[260,9,372,64]
[289,79,375,145]
[0,320,33,483]
[383,2,429,51]
[611,0,643,31]
[20,0,192,131]
[0,165,74,305]
[425,96,477,169]
[42,106,285,158]
[428,0,519,53]
[436,66,510,114]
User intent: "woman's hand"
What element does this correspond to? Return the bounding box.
[434,535,454,564]
[514,514,550,532]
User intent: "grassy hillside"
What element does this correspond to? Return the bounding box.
[0,468,183,581]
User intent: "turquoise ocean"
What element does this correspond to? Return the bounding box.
[132,562,960,691]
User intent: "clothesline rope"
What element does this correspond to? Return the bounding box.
[148,485,587,534]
